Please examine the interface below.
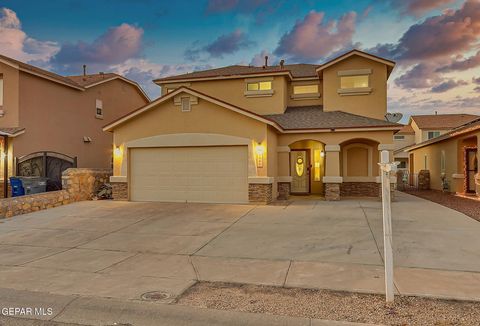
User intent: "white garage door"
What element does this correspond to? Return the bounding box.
[130,146,248,203]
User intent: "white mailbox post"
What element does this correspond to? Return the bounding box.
[378,150,398,303]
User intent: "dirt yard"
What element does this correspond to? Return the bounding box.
[177,282,480,326]
[402,189,480,222]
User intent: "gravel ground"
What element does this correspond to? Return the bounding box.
[403,190,480,222]
[177,282,480,326]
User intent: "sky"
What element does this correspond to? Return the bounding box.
[0,0,479,121]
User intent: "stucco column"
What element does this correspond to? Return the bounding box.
[323,145,342,201]
[377,144,396,200]
[476,137,480,196]
[277,146,292,200]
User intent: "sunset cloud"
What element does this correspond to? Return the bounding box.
[274,11,357,61]
[185,29,254,60]
[431,79,468,93]
[437,51,480,72]
[385,0,456,16]
[0,8,59,64]
[52,23,143,67]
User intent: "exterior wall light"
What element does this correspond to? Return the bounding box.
[114,146,122,157]
[320,150,325,158]
[255,143,265,168]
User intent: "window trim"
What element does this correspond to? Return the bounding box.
[291,84,321,100]
[427,131,441,140]
[337,70,372,96]
[244,77,274,97]
[95,99,103,119]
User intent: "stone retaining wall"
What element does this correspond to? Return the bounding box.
[0,168,112,218]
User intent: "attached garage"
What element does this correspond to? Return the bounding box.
[129,145,249,203]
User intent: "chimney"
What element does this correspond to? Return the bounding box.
[264,55,268,67]
[435,111,438,115]
[83,64,87,76]
[280,59,285,69]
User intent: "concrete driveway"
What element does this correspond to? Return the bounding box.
[0,191,479,313]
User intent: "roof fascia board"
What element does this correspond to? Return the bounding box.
[84,76,150,101]
[154,71,293,85]
[316,51,395,73]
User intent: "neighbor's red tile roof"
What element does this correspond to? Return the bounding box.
[155,63,320,82]
[411,114,479,130]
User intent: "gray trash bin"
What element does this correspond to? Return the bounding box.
[19,177,48,195]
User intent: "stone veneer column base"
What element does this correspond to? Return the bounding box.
[248,183,273,204]
[111,182,128,201]
[277,182,290,200]
[325,183,340,201]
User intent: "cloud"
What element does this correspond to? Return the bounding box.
[274,11,357,62]
[370,0,480,63]
[395,63,443,89]
[437,51,480,72]
[0,7,59,64]
[249,49,275,66]
[473,76,480,92]
[52,23,143,67]
[385,0,456,16]
[184,29,254,60]
[430,79,468,93]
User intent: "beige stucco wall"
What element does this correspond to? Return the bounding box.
[163,76,289,115]
[266,126,279,198]
[409,131,479,192]
[112,95,269,178]
[0,61,20,128]
[12,73,147,170]
[323,55,388,120]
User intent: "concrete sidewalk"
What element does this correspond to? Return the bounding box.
[0,287,375,326]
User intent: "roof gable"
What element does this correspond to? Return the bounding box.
[103,87,281,132]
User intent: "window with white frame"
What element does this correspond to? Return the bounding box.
[427,131,441,139]
[95,99,103,119]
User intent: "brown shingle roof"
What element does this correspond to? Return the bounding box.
[66,73,119,87]
[0,54,82,89]
[263,106,401,130]
[397,124,415,134]
[411,114,479,130]
[155,63,319,82]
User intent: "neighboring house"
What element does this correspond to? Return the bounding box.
[104,49,402,204]
[393,114,479,172]
[405,118,480,196]
[0,54,149,197]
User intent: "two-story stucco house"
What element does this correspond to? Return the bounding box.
[0,54,149,197]
[393,114,479,172]
[104,49,402,203]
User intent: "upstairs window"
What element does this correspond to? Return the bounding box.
[427,131,441,139]
[247,81,272,91]
[95,99,103,119]
[293,85,318,94]
[340,75,369,89]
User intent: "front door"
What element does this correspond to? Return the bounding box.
[465,148,478,193]
[290,150,310,194]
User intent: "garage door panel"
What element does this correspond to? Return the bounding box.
[130,146,248,203]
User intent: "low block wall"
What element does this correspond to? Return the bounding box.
[0,168,112,218]
[340,182,380,197]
